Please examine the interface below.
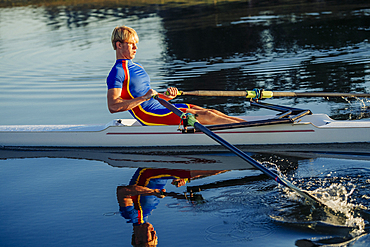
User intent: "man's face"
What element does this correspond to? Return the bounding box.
[133,223,158,246]
[118,37,137,60]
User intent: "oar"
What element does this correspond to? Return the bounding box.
[174,90,370,98]
[153,95,323,207]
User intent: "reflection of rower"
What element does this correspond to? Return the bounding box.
[116,168,226,246]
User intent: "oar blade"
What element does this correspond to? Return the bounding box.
[277,175,322,207]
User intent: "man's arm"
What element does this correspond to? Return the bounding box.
[117,185,165,207]
[107,88,157,113]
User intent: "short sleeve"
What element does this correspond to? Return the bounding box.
[106,65,124,89]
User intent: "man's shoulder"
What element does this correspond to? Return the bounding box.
[108,63,124,77]
[132,61,144,69]
[107,61,125,87]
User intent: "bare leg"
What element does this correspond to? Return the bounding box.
[186,106,245,125]
[190,105,244,121]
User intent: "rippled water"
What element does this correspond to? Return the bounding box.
[273,159,370,233]
[1,1,370,246]
[0,1,369,124]
[1,154,369,246]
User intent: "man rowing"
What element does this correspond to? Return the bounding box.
[117,168,226,246]
[106,25,245,126]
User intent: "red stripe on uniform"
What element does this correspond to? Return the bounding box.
[131,107,187,125]
[120,60,132,100]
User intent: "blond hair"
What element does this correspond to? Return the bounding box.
[111,26,139,50]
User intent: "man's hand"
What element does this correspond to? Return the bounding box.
[153,189,166,198]
[143,89,158,100]
[165,87,178,99]
[171,179,187,187]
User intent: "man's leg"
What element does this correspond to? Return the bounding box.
[186,106,245,125]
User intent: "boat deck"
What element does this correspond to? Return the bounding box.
[0,119,140,132]
[0,114,368,133]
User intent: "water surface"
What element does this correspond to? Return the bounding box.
[1,0,370,246]
[0,0,369,124]
[1,154,369,246]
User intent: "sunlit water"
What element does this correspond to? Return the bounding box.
[1,156,370,246]
[0,1,369,124]
[1,1,370,246]
[271,158,370,243]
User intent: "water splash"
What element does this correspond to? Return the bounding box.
[340,97,370,120]
[308,183,366,236]
[269,161,369,237]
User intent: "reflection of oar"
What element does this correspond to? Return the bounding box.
[160,191,205,203]
[154,95,322,207]
[295,232,369,247]
[187,174,268,192]
[174,90,370,98]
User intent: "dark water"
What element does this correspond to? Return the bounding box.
[1,0,370,246]
[1,154,370,246]
[0,0,369,124]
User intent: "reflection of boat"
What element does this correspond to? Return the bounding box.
[1,144,369,172]
[0,147,256,170]
[1,102,370,150]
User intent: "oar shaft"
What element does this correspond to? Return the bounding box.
[179,90,370,98]
[193,121,281,183]
[272,92,370,98]
[194,122,320,204]
[155,95,322,205]
[180,90,273,98]
[154,95,281,183]
[155,96,320,206]
[155,95,184,117]
[181,90,247,97]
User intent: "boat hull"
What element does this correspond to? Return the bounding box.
[1,114,370,148]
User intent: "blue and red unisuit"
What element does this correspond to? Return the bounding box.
[107,59,193,125]
[119,168,191,225]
